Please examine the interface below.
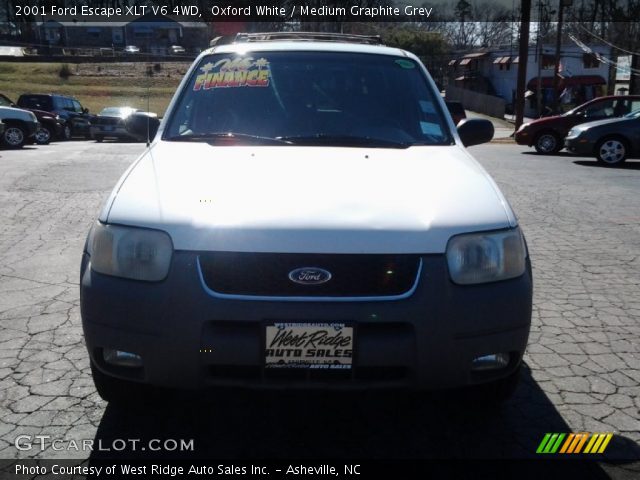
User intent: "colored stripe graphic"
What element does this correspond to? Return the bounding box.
[559,434,575,453]
[538,433,614,454]
[584,434,600,454]
[574,433,589,453]
[597,433,613,453]
[536,433,552,453]
[543,433,559,453]
[567,434,583,453]
[550,433,566,453]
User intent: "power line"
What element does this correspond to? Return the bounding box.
[576,23,640,57]
[569,33,640,75]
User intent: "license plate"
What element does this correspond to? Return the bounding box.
[265,322,353,370]
[103,126,114,131]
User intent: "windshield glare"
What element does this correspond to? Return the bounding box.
[100,107,136,117]
[164,51,452,147]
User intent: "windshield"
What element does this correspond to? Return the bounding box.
[624,109,640,119]
[164,51,453,147]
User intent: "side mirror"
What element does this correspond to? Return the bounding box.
[125,113,160,140]
[457,119,494,147]
[82,108,89,114]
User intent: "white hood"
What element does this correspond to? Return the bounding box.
[102,142,516,254]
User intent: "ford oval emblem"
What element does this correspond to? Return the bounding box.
[288,267,332,285]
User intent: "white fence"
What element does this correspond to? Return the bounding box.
[445,85,506,119]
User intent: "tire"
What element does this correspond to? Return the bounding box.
[94,135,104,143]
[596,137,628,166]
[61,124,72,140]
[35,126,51,145]
[2,124,26,149]
[90,361,152,406]
[534,131,562,154]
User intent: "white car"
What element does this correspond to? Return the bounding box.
[0,105,38,148]
[81,33,532,404]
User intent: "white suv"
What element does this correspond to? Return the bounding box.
[81,33,532,404]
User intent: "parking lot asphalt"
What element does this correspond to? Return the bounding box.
[0,141,639,472]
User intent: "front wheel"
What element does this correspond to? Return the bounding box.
[534,132,562,154]
[2,125,26,148]
[597,137,627,166]
[94,135,104,143]
[35,126,51,145]
[61,124,72,140]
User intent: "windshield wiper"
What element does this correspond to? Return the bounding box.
[276,134,411,148]
[164,132,292,145]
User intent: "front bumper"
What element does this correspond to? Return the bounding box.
[25,120,38,138]
[514,130,532,146]
[564,137,594,155]
[81,251,532,391]
[90,125,130,139]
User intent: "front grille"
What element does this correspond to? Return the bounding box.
[198,253,421,297]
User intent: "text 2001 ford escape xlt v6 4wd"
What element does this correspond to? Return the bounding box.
[80,33,532,404]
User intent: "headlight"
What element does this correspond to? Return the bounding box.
[446,228,526,285]
[566,128,580,139]
[88,222,173,281]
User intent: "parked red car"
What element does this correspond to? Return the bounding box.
[515,95,640,154]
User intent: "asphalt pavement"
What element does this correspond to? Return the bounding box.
[0,141,639,474]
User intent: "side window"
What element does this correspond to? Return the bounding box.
[612,99,629,117]
[584,100,615,119]
[53,97,66,110]
[72,100,83,113]
[37,97,53,111]
[630,100,640,114]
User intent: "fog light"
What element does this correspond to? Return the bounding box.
[471,353,510,371]
[103,349,143,368]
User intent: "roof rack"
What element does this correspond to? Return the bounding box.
[232,32,383,45]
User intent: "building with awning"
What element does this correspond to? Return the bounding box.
[36,14,209,53]
[527,75,606,89]
[448,44,612,117]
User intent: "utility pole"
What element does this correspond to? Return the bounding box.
[552,0,572,113]
[515,0,532,130]
[630,54,640,94]
[535,0,543,118]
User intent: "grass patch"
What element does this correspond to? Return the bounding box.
[0,61,184,115]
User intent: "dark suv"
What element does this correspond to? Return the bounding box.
[17,94,93,139]
[515,95,640,154]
